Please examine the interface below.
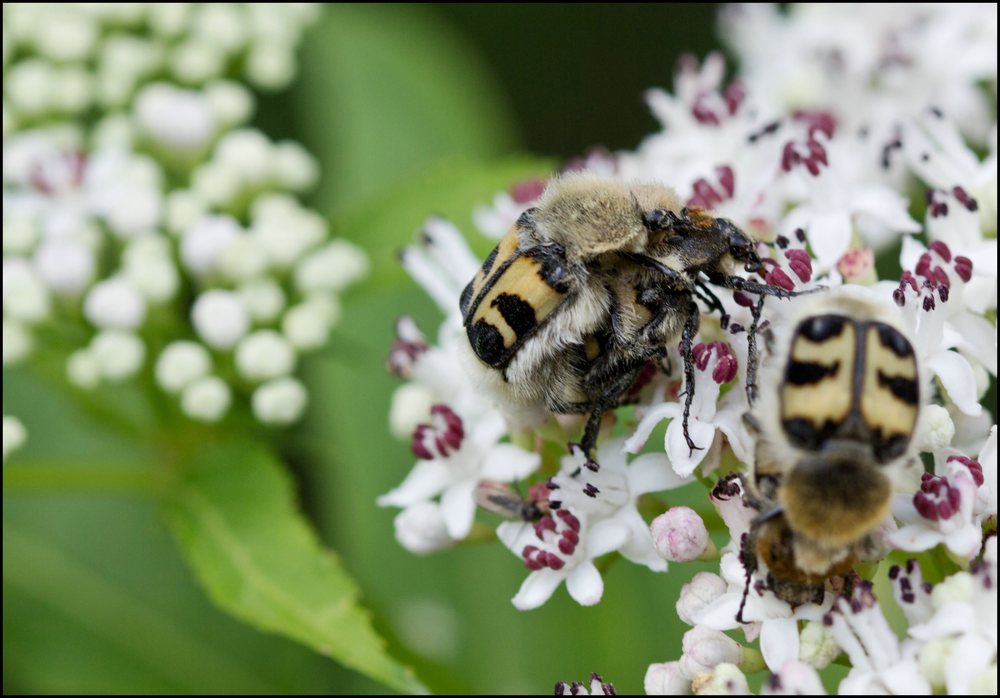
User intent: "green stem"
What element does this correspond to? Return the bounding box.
[3,463,170,495]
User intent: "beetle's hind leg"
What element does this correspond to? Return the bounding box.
[678,301,704,456]
[580,362,646,454]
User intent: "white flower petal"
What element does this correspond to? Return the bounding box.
[944,632,995,695]
[627,452,691,493]
[665,418,716,476]
[927,350,982,416]
[440,478,478,539]
[511,569,564,611]
[807,211,852,268]
[376,460,451,507]
[587,518,630,558]
[480,443,541,481]
[691,593,743,631]
[889,524,943,552]
[566,562,604,606]
[760,617,801,672]
[625,402,679,453]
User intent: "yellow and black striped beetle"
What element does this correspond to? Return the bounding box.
[459,172,797,454]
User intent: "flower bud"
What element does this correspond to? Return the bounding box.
[389,383,436,440]
[282,299,335,351]
[690,663,749,695]
[677,572,728,625]
[252,377,307,425]
[681,627,742,674]
[916,404,955,453]
[917,638,951,690]
[931,571,973,608]
[181,376,231,423]
[645,661,693,695]
[294,240,370,294]
[235,330,296,382]
[3,415,27,463]
[90,330,145,381]
[66,349,101,389]
[3,320,33,366]
[34,239,95,295]
[155,341,212,393]
[238,278,286,323]
[798,621,840,669]
[135,83,215,152]
[181,214,240,276]
[191,290,250,350]
[393,502,454,555]
[652,507,710,561]
[3,258,51,324]
[84,277,146,330]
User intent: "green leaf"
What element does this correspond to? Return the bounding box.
[292,4,517,213]
[163,443,427,695]
[332,156,554,292]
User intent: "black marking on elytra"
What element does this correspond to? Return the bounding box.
[459,280,475,315]
[480,244,499,277]
[785,360,839,385]
[468,320,506,368]
[493,293,537,338]
[877,371,918,405]
[798,314,847,342]
[874,323,914,358]
[782,417,840,451]
[873,433,910,463]
[525,243,571,293]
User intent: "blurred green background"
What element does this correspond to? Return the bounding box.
[4,4,722,694]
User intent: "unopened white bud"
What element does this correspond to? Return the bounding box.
[3,258,51,324]
[246,43,295,90]
[917,404,955,453]
[797,621,840,669]
[295,240,370,294]
[238,278,286,323]
[645,662,693,696]
[282,299,334,351]
[148,3,192,38]
[181,214,241,275]
[918,638,951,690]
[156,341,212,393]
[3,416,27,463]
[969,665,997,696]
[192,161,241,207]
[393,502,455,555]
[181,376,231,422]
[681,627,742,675]
[215,129,274,187]
[931,571,974,609]
[204,80,253,127]
[252,377,307,425]
[250,205,326,268]
[218,236,268,282]
[273,141,318,190]
[66,349,101,389]
[652,506,710,562]
[191,4,245,52]
[389,383,436,440]
[235,331,296,382]
[92,113,135,150]
[101,184,162,240]
[191,290,250,350]
[761,661,826,695]
[677,572,728,626]
[34,239,95,295]
[691,663,749,695]
[6,60,54,116]
[165,190,208,236]
[36,12,97,62]
[3,320,33,365]
[3,215,39,254]
[90,330,145,381]
[52,67,92,114]
[169,40,225,84]
[135,83,215,152]
[124,257,179,303]
[84,278,146,330]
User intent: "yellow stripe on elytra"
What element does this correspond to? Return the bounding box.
[860,326,918,437]
[469,224,521,305]
[473,255,567,349]
[781,325,855,426]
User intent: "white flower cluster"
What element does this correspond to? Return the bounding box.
[380,4,997,695]
[3,5,367,431]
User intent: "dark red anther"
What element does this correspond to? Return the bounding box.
[561,528,579,546]
[953,256,973,282]
[931,266,951,289]
[785,249,813,282]
[915,253,932,279]
[952,186,978,212]
[690,178,724,209]
[948,455,984,486]
[545,552,566,570]
[793,109,837,139]
[557,509,581,532]
[724,81,745,115]
[717,165,735,197]
[781,142,800,172]
[765,266,795,292]
[922,295,936,312]
[411,426,435,460]
[733,291,754,307]
[510,178,546,204]
[692,342,710,370]
[938,285,949,302]
[929,240,952,262]
[914,493,939,520]
[900,271,919,292]
[893,288,906,307]
[692,97,721,126]
[558,536,577,555]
